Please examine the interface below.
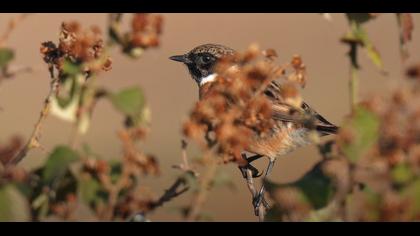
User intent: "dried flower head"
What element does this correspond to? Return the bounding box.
[130,14,163,49]
[40,21,112,77]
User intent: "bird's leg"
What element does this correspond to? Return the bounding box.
[253,157,276,216]
[238,153,264,178]
[238,153,270,217]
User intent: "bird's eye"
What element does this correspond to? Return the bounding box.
[201,55,212,64]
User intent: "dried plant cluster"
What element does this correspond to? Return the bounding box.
[264,14,418,222]
[0,14,183,222]
[0,13,419,222]
[40,21,112,78]
[338,81,420,221]
[78,127,161,220]
[183,44,307,165]
[109,13,163,58]
[265,79,420,221]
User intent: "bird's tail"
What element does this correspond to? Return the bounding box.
[316,124,339,136]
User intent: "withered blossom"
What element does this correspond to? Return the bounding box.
[40,21,112,77]
[130,14,163,48]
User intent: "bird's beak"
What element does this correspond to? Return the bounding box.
[169,54,190,63]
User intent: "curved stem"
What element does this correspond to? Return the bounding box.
[7,77,59,166]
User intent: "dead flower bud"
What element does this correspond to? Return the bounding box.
[242,43,261,63]
[129,14,163,49]
[263,48,278,60]
[406,64,420,79]
[41,21,112,77]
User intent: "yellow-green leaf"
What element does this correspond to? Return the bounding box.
[0,48,14,68]
[0,184,30,221]
[42,146,79,184]
[341,107,379,163]
[391,163,413,185]
[110,87,145,117]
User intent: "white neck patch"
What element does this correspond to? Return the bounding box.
[198,65,238,86]
[199,73,218,86]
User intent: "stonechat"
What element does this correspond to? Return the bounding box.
[170,43,338,214]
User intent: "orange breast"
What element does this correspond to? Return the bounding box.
[246,124,311,159]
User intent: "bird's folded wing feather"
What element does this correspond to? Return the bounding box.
[264,81,338,135]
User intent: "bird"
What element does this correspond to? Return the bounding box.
[170,43,338,215]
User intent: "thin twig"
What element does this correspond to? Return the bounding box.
[0,14,31,47]
[172,139,199,177]
[181,139,190,170]
[185,155,217,221]
[149,177,190,211]
[130,139,195,221]
[128,176,190,222]
[0,65,35,83]
[7,77,59,166]
[349,65,358,110]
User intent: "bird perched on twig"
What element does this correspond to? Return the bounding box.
[170,43,338,217]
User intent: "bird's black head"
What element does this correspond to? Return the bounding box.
[170,44,235,85]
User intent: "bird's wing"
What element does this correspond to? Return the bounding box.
[264,81,338,135]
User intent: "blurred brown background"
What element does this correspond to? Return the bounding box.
[0,13,419,221]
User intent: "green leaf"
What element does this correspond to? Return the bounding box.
[402,179,420,217]
[110,87,145,117]
[265,161,335,210]
[78,175,107,209]
[0,184,30,221]
[341,107,379,163]
[306,203,343,222]
[50,75,82,121]
[342,18,384,72]
[42,146,79,185]
[264,204,284,222]
[391,163,413,185]
[353,26,383,69]
[109,160,123,184]
[346,13,375,25]
[0,48,14,68]
[62,60,82,76]
[351,22,384,70]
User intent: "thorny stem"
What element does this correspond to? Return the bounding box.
[185,155,217,221]
[7,77,59,166]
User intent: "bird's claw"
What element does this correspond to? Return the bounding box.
[238,164,263,179]
[239,154,264,179]
[252,191,270,216]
